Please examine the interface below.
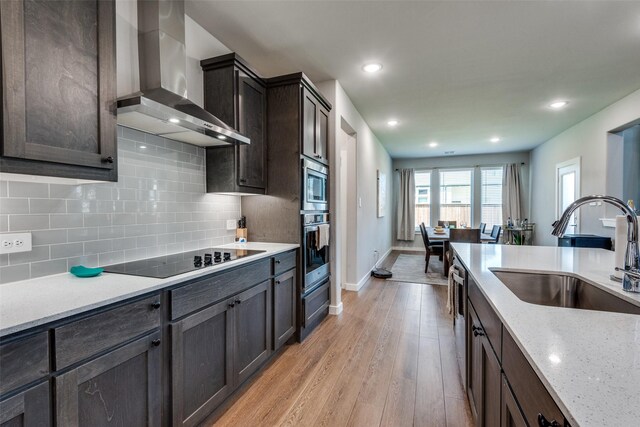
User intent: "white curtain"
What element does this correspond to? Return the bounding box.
[396,168,415,241]
[502,164,522,221]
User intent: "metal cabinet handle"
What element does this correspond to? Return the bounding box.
[314,154,321,158]
[151,339,161,347]
[103,156,114,164]
[228,303,235,308]
[275,280,281,285]
[472,324,485,337]
[239,178,247,183]
[151,301,161,309]
[538,413,562,427]
[235,299,242,305]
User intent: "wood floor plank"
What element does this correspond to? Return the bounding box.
[314,284,399,427]
[414,336,447,427]
[204,251,473,427]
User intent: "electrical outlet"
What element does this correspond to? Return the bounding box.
[0,233,32,254]
[226,219,237,230]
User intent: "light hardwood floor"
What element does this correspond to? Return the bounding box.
[204,252,474,427]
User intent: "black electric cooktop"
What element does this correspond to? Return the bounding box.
[103,248,265,279]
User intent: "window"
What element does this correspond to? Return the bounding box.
[481,167,503,229]
[415,171,431,228]
[440,169,472,227]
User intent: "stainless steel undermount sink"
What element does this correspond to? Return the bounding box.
[491,269,640,315]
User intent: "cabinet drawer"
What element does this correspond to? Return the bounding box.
[303,280,330,327]
[502,330,565,426]
[468,276,502,361]
[171,258,271,320]
[0,332,49,395]
[54,295,161,369]
[273,250,296,276]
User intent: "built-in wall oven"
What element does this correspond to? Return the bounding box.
[302,158,329,212]
[302,213,330,293]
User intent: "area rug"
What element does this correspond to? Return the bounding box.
[387,254,449,286]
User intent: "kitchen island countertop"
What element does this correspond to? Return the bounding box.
[0,242,298,337]
[452,243,640,427]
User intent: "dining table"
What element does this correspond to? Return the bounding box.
[427,227,494,276]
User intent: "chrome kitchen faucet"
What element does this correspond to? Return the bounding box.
[552,195,640,293]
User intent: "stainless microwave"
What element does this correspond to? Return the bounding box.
[302,158,328,211]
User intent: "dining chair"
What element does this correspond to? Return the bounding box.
[479,222,486,234]
[445,228,481,266]
[437,220,457,228]
[419,223,443,273]
[488,225,502,244]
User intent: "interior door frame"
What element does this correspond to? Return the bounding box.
[555,157,581,233]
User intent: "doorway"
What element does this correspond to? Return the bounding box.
[336,119,358,296]
[556,157,581,234]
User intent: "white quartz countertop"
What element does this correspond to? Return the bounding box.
[0,242,298,337]
[451,243,640,427]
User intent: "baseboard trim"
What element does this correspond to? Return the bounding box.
[328,302,343,315]
[391,246,425,252]
[344,247,394,292]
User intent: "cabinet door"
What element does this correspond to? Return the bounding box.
[467,304,501,427]
[0,0,117,181]
[0,382,50,427]
[233,280,272,385]
[302,89,318,159]
[467,306,483,424]
[481,335,502,427]
[315,106,329,165]
[237,70,266,189]
[501,375,527,427]
[171,299,234,427]
[55,332,161,427]
[273,269,296,350]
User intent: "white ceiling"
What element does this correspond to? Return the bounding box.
[186,1,640,158]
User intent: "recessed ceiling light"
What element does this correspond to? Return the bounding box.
[387,119,399,127]
[429,142,438,148]
[490,137,501,143]
[169,117,180,123]
[218,135,227,140]
[549,100,569,110]
[362,63,383,73]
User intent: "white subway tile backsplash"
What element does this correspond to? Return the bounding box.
[0,127,240,284]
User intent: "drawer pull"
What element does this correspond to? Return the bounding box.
[235,299,242,305]
[228,302,235,308]
[151,339,161,347]
[275,260,281,264]
[151,301,161,309]
[275,280,281,285]
[472,324,485,337]
[103,156,114,164]
[537,413,562,427]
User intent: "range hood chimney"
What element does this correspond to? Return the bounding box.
[116,0,249,146]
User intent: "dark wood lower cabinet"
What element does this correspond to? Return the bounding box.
[0,381,50,427]
[234,280,272,385]
[501,375,527,427]
[273,269,296,350]
[457,254,570,427]
[467,304,501,427]
[171,299,234,427]
[55,332,161,427]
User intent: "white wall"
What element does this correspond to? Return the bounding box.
[530,88,640,246]
[317,80,393,299]
[393,151,531,249]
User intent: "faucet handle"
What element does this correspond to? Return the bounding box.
[615,267,640,281]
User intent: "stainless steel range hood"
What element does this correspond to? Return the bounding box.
[116,0,249,146]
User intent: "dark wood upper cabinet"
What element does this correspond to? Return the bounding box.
[301,88,329,165]
[201,53,267,194]
[0,0,117,182]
